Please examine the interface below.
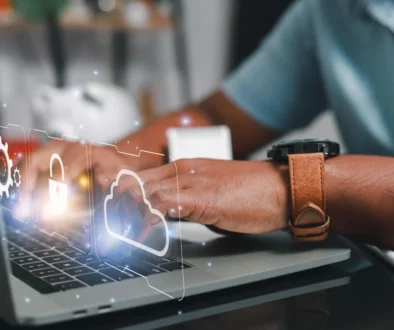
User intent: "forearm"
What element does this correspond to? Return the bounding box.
[117,104,214,168]
[117,91,280,166]
[325,155,394,248]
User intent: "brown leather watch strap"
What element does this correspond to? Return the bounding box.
[288,153,329,242]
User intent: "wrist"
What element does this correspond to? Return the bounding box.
[116,107,213,170]
[269,161,291,231]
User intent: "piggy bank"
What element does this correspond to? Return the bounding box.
[31,82,141,143]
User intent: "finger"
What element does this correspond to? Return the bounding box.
[91,146,144,191]
[142,178,179,200]
[112,161,200,198]
[95,165,139,193]
[20,139,69,195]
[170,158,222,175]
[151,187,257,233]
[134,222,152,245]
[136,162,178,183]
[55,143,90,183]
[149,188,216,225]
[141,174,206,200]
[115,193,158,247]
[97,162,175,197]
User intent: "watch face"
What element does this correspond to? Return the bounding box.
[275,139,331,147]
[267,139,340,161]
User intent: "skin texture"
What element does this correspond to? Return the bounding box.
[112,155,394,249]
[112,159,289,236]
[18,91,394,249]
[19,91,279,195]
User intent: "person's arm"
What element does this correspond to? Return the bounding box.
[125,155,394,250]
[326,155,394,248]
[119,0,328,165]
[117,91,280,167]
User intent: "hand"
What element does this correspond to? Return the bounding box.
[121,159,290,234]
[18,134,164,198]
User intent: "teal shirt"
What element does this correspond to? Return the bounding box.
[223,0,394,155]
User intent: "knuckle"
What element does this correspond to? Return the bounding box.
[150,190,169,205]
[127,187,143,202]
[174,159,198,173]
[143,181,158,196]
[174,159,190,173]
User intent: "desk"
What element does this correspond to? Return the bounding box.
[1,242,394,329]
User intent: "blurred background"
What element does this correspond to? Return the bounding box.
[0,0,344,158]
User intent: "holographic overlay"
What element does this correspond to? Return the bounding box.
[0,124,29,224]
[91,142,185,300]
[104,169,169,257]
[27,129,93,254]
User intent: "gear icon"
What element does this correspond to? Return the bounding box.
[13,167,21,188]
[0,136,13,198]
[0,157,6,178]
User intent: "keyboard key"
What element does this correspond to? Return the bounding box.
[43,255,70,264]
[11,262,60,294]
[22,262,50,271]
[86,261,109,270]
[53,281,86,291]
[7,245,21,253]
[54,246,75,253]
[123,262,168,276]
[23,243,48,252]
[99,268,135,281]
[51,241,69,249]
[32,268,61,277]
[65,251,85,259]
[8,237,33,247]
[76,273,114,286]
[13,256,39,265]
[53,261,81,270]
[64,267,94,276]
[134,251,175,266]
[43,274,74,284]
[75,256,98,264]
[9,251,28,258]
[142,265,167,276]
[35,235,58,245]
[34,250,59,258]
[159,262,192,272]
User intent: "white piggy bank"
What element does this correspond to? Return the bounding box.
[31,82,141,143]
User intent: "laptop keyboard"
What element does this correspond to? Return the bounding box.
[5,225,191,294]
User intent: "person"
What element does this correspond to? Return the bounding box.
[20,0,394,248]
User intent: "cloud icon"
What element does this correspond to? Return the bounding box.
[103,169,169,257]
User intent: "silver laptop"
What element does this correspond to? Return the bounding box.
[0,125,350,326]
[0,209,350,326]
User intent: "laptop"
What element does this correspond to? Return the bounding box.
[0,209,350,326]
[0,126,350,326]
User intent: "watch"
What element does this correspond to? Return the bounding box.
[267,139,340,242]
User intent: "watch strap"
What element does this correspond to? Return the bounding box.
[288,153,329,241]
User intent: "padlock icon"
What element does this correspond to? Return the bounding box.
[48,153,68,213]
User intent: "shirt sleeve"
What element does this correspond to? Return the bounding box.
[222,0,327,133]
